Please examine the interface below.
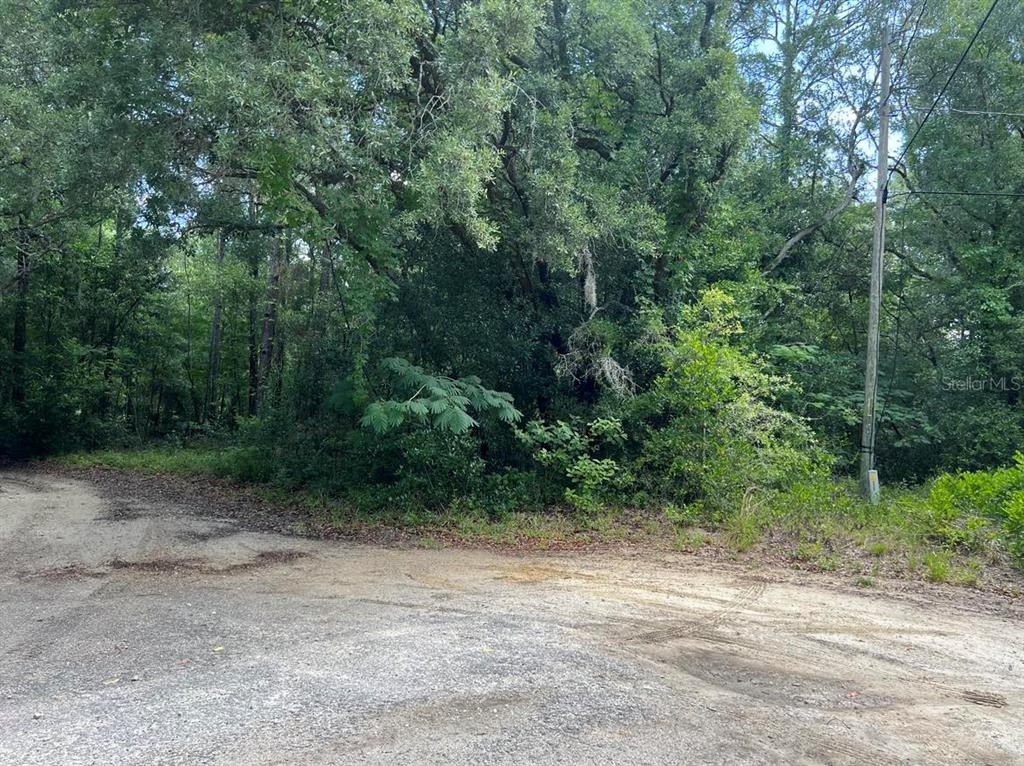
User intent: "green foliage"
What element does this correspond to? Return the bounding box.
[515,417,630,513]
[925,454,1024,563]
[923,550,952,584]
[1002,491,1024,563]
[629,289,831,515]
[564,458,625,514]
[6,0,1024,588]
[724,500,768,552]
[357,429,488,512]
[360,358,521,435]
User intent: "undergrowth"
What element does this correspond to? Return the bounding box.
[57,446,1024,590]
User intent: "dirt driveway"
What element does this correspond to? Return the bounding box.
[1,468,1021,765]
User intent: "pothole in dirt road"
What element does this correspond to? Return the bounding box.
[16,550,307,581]
[94,501,148,521]
[174,523,242,543]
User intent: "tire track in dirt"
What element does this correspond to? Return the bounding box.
[579,571,1019,764]
[631,579,768,644]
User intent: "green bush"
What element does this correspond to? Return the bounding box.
[925,454,1024,563]
[1002,491,1024,562]
[627,289,831,517]
[515,417,631,513]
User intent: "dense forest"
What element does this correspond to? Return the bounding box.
[2,0,1024,548]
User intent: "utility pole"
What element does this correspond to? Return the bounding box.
[859,26,890,503]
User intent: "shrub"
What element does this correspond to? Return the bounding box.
[627,289,831,516]
[1002,490,1024,562]
[515,417,631,513]
[925,453,1024,564]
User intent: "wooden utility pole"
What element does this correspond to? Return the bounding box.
[859,26,891,503]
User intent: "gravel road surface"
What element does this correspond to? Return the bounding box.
[1,468,1022,765]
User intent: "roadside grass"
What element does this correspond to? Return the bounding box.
[758,478,1016,588]
[55,447,1022,591]
[60,446,266,481]
[57,447,629,548]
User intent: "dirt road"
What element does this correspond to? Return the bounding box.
[1,468,1021,765]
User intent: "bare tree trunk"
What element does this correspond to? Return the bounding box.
[204,231,226,422]
[11,248,29,404]
[777,0,798,181]
[272,328,286,403]
[256,237,281,412]
[153,382,163,433]
[183,246,199,423]
[247,256,259,416]
[579,243,597,318]
[271,239,291,404]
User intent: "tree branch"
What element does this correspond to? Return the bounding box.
[762,159,865,276]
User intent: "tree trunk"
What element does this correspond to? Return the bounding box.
[652,253,669,306]
[184,247,199,423]
[11,248,29,404]
[318,241,333,304]
[204,231,226,422]
[247,255,259,417]
[256,236,282,412]
[552,0,570,78]
[271,239,291,403]
[777,0,798,181]
[699,1,718,51]
[98,211,127,418]
[579,243,597,318]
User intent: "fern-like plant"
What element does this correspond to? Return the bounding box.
[360,357,521,435]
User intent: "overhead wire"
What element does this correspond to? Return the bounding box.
[904,106,1024,118]
[889,190,1024,199]
[874,0,1007,440]
[886,0,1003,186]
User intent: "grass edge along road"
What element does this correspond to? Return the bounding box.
[54,447,1024,596]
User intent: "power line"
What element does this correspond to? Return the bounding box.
[904,105,1024,118]
[892,0,930,79]
[887,0,1002,184]
[949,107,1024,117]
[889,189,1024,198]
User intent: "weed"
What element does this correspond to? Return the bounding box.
[867,541,889,557]
[923,550,951,583]
[949,558,982,587]
[673,528,709,552]
[725,512,761,551]
[794,541,823,561]
[816,553,840,572]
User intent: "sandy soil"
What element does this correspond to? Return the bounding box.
[1,467,1022,765]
